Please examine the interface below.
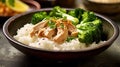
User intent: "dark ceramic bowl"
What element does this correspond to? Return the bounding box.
[82,0,120,14]
[2,8,119,61]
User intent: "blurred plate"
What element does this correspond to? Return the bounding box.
[0,0,41,24]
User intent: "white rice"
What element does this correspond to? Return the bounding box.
[14,24,105,51]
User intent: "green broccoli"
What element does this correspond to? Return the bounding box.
[81,11,97,24]
[73,9,103,44]
[77,19,103,44]
[49,6,67,17]
[30,6,103,44]
[49,6,79,25]
[0,0,5,3]
[68,8,85,22]
[78,29,94,44]
[31,11,48,24]
[66,36,75,42]
[68,8,103,44]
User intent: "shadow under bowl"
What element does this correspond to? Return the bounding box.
[2,8,119,61]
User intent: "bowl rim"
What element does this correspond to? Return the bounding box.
[2,8,119,52]
[84,0,120,5]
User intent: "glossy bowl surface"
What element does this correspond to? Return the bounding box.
[2,8,119,61]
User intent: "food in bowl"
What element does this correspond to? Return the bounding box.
[3,6,119,60]
[13,6,105,51]
[0,0,29,16]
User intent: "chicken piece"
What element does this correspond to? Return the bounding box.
[37,28,45,37]
[71,32,78,37]
[53,21,68,44]
[37,27,56,39]
[66,20,78,37]
[30,21,48,37]
[43,27,56,39]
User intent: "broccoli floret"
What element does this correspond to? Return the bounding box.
[81,11,97,24]
[68,8,85,22]
[68,10,76,17]
[75,10,103,44]
[68,8,97,24]
[92,19,103,43]
[49,6,79,25]
[49,6,67,17]
[31,11,48,24]
[77,19,103,44]
[78,29,94,44]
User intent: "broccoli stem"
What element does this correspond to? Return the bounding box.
[62,13,79,25]
[49,6,79,25]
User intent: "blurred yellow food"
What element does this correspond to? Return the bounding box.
[0,2,21,16]
[6,0,29,12]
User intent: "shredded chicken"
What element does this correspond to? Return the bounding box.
[43,27,56,39]
[37,28,46,37]
[30,21,47,37]
[66,20,78,37]
[53,20,68,44]
[30,19,78,44]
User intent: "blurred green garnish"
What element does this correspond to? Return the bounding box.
[0,0,6,3]
[66,36,75,42]
[0,0,15,7]
[48,20,56,29]
[8,0,15,7]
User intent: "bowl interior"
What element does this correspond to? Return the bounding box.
[8,11,113,41]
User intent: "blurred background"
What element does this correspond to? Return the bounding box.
[1,0,120,20]
[35,0,120,21]
[0,0,80,26]
[35,0,81,8]
[0,0,120,26]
